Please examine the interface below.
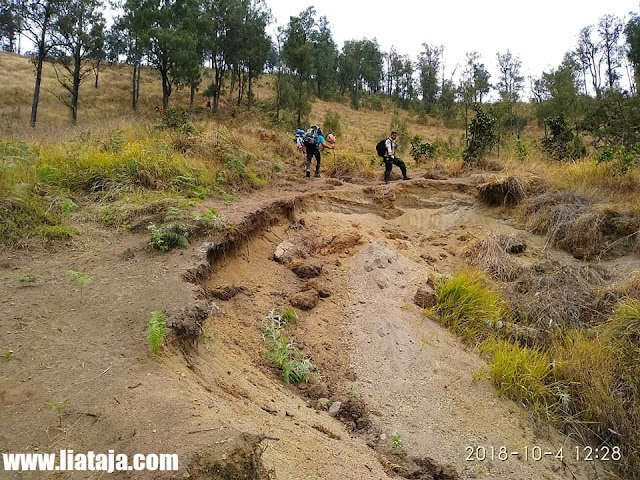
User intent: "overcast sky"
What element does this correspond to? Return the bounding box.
[266,0,640,91]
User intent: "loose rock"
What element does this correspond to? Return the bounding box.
[290,290,319,310]
[290,259,323,279]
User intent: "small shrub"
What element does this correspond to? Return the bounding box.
[280,307,298,324]
[47,399,71,428]
[514,138,529,161]
[17,273,43,287]
[323,111,342,137]
[390,110,410,152]
[66,270,93,298]
[463,105,498,163]
[147,310,169,355]
[597,143,640,175]
[410,135,434,164]
[261,310,318,384]
[100,130,126,153]
[190,208,224,230]
[391,432,404,449]
[160,108,197,134]
[59,197,78,216]
[541,114,587,161]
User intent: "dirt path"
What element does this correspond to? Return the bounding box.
[0,173,624,479]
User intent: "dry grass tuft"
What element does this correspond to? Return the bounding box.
[509,261,609,329]
[478,175,526,206]
[463,234,525,281]
[519,190,640,259]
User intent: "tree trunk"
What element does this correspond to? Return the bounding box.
[131,63,138,111]
[229,65,236,96]
[161,69,171,110]
[136,64,141,106]
[189,84,195,111]
[247,70,253,111]
[275,65,281,120]
[94,61,100,88]
[30,9,51,129]
[237,69,244,107]
[30,54,44,128]
[71,47,81,125]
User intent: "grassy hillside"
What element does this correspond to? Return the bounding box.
[4,52,640,477]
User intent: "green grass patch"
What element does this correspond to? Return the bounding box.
[37,225,79,240]
[429,270,505,342]
[483,339,561,420]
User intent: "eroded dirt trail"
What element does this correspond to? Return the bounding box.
[203,178,609,479]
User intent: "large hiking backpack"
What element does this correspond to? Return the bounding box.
[303,126,322,146]
[376,139,387,157]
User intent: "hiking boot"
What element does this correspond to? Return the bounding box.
[403,176,412,181]
[314,172,320,178]
[306,170,311,178]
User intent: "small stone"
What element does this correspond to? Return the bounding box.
[414,286,437,309]
[379,433,387,441]
[290,259,323,279]
[328,401,342,417]
[210,285,245,300]
[303,279,331,298]
[274,240,300,264]
[290,290,319,310]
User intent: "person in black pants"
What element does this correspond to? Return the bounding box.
[303,127,334,177]
[384,130,411,183]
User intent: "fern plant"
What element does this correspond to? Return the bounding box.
[148,223,189,252]
[147,311,169,355]
[190,208,224,230]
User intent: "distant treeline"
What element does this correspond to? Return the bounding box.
[3,0,640,158]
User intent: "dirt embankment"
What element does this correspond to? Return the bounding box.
[1,172,629,479]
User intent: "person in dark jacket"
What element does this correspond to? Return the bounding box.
[384,130,411,183]
[303,126,334,177]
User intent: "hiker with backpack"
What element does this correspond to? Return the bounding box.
[303,125,334,177]
[376,130,411,183]
[295,128,306,154]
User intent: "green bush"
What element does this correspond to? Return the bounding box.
[410,135,434,163]
[463,105,498,163]
[597,143,640,175]
[323,111,342,136]
[541,114,587,161]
